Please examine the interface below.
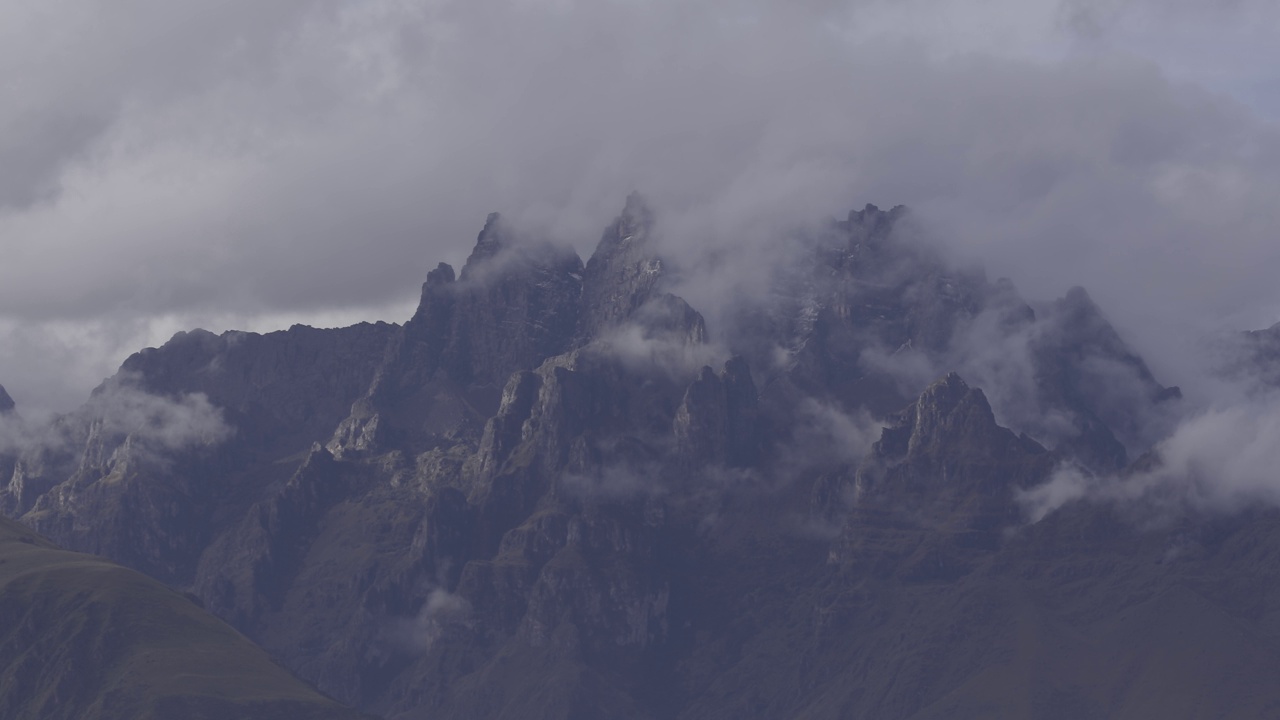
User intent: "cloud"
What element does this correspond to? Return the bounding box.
[83,375,234,454]
[1019,391,1280,522]
[3,0,1280,420]
[791,399,883,468]
[0,373,232,467]
[387,587,471,654]
[594,322,723,380]
[562,462,662,500]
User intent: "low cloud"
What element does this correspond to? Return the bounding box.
[1019,391,1280,522]
[561,462,662,500]
[0,374,232,467]
[84,377,234,454]
[388,587,471,654]
[594,321,724,381]
[791,399,883,468]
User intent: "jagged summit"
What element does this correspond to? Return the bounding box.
[1233,319,1280,387]
[577,192,675,341]
[461,211,506,274]
[618,190,654,240]
[841,202,908,239]
[1030,284,1181,468]
[896,372,1045,466]
[0,383,13,414]
[919,371,976,412]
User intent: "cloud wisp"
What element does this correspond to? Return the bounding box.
[0,374,232,472]
[1019,387,1280,523]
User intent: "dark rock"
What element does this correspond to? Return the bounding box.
[330,218,583,457]
[577,193,673,342]
[673,357,759,468]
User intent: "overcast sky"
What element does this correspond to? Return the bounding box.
[1,0,1279,413]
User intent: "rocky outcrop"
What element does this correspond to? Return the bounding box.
[673,357,759,468]
[577,193,663,339]
[819,373,1055,580]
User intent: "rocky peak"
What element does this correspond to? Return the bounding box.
[332,216,585,456]
[0,383,14,414]
[577,193,675,341]
[861,372,1050,498]
[618,191,654,242]
[433,220,584,386]
[904,372,997,459]
[1040,287,1169,393]
[1052,287,1134,357]
[841,202,908,244]
[1233,320,1280,387]
[461,212,506,275]
[422,261,456,296]
[828,374,1054,579]
[766,205,991,416]
[1030,285,1180,467]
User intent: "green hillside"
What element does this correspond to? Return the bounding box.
[0,515,367,720]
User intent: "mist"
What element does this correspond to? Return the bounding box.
[0,375,232,464]
[2,0,1279,433]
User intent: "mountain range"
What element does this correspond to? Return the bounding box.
[4,196,1280,719]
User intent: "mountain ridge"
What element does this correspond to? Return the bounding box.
[0,196,1272,719]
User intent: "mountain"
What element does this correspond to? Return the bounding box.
[2,197,1273,720]
[0,515,367,720]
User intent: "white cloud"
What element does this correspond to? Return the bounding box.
[1020,391,1280,522]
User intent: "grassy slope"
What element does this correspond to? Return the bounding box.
[0,516,368,720]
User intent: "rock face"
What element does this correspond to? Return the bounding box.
[1027,286,1180,470]
[822,373,1056,579]
[329,214,584,457]
[4,196,1278,720]
[577,193,667,341]
[8,321,396,585]
[673,357,759,468]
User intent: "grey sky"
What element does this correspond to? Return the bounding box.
[1,0,1278,413]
